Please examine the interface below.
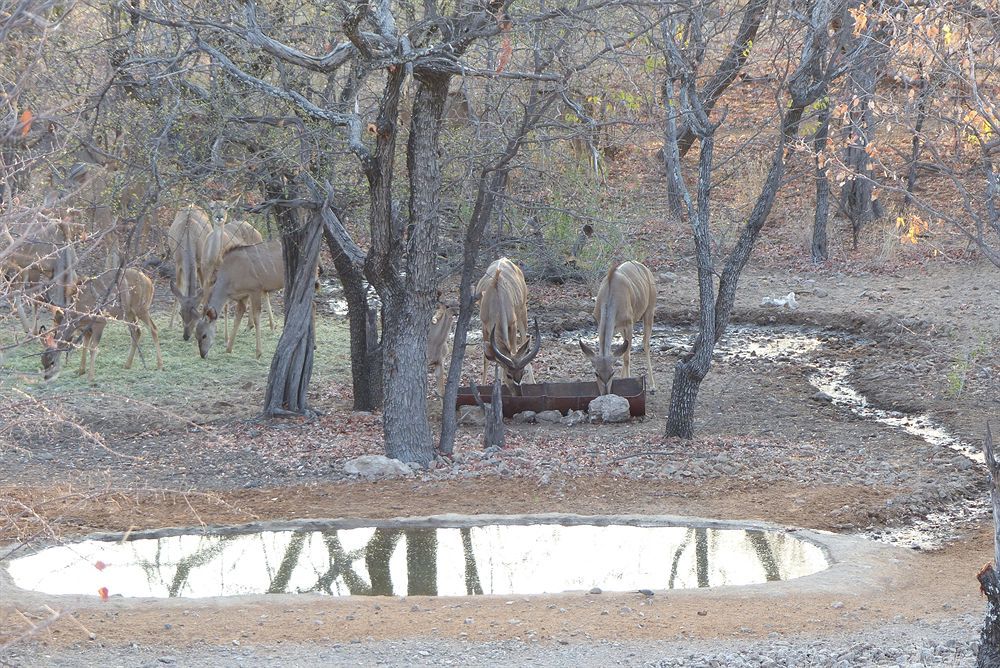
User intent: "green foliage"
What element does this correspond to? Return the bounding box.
[945,338,990,399]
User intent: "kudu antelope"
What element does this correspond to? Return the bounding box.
[2,216,79,334]
[167,205,211,339]
[427,300,455,397]
[579,260,657,395]
[476,258,540,394]
[199,217,275,335]
[195,239,284,360]
[41,267,163,383]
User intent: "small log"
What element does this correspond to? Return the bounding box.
[472,364,505,450]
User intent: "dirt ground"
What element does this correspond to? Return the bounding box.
[1,252,999,663]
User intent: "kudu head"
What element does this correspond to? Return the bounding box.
[39,317,73,380]
[205,199,233,228]
[579,337,630,395]
[170,280,203,341]
[489,318,541,395]
[194,306,220,359]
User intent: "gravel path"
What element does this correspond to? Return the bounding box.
[3,615,981,667]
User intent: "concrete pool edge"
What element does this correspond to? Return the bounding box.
[0,513,917,605]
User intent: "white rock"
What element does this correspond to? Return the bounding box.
[588,394,631,423]
[760,292,799,309]
[343,455,413,479]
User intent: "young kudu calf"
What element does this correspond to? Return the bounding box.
[195,239,284,360]
[427,300,455,397]
[476,257,540,394]
[42,267,163,383]
[579,260,657,395]
[167,205,210,339]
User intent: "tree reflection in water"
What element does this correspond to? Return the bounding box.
[10,523,829,598]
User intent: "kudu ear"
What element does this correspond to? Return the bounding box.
[613,338,631,357]
[205,307,218,321]
[170,280,183,298]
[579,339,596,359]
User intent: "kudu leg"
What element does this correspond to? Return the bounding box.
[265,293,275,331]
[87,323,106,384]
[142,313,164,370]
[227,300,247,353]
[124,320,140,369]
[251,293,263,359]
[13,294,32,334]
[622,329,633,379]
[77,332,89,377]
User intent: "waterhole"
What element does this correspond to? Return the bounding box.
[7,522,828,598]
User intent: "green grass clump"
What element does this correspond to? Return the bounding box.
[0,306,351,422]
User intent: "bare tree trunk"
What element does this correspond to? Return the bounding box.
[663,0,834,438]
[840,4,888,247]
[263,177,320,418]
[322,210,382,411]
[812,104,832,263]
[904,76,930,207]
[978,424,1000,667]
[378,73,449,465]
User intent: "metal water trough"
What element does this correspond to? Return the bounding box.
[456,377,646,418]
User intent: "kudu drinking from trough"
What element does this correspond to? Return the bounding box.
[476,257,540,395]
[427,299,455,397]
[195,239,284,360]
[579,260,657,395]
[167,205,211,340]
[42,267,163,383]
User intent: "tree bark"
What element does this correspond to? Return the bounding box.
[263,176,320,418]
[840,4,888,247]
[473,366,505,450]
[437,84,554,455]
[904,76,930,207]
[812,103,832,263]
[377,72,449,465]
[322,209,382,410]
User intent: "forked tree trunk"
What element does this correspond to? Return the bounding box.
[378,74,449,465]
[978,423,1000,667]
[263,181,321,418]
[662,0,830,438]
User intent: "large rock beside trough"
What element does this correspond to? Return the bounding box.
[588,394,631,423]
[343,455,413,479]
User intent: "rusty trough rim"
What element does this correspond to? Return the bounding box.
[455,377,646,417]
